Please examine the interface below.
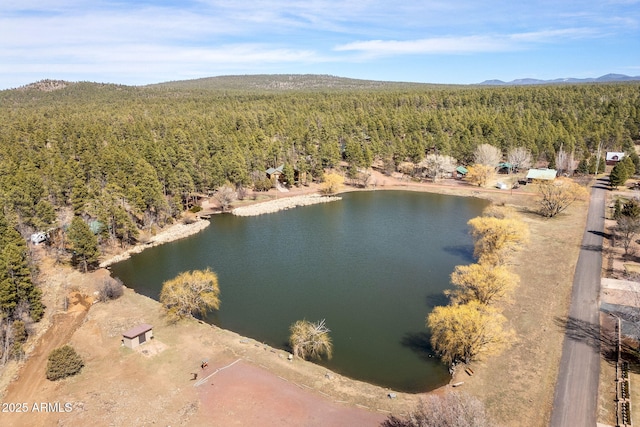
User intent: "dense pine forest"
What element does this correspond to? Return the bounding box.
[0,76,639,357]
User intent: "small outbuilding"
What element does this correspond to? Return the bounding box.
[455,166,468,179]
[498,162,513,174]
[122,323,153,349]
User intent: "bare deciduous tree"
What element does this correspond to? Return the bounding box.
[320,173,344,194]
[466,164,495,187]
[474,144,502,168]
[428,301,514,365]
[507,147,532,172]
[160,269,221,323]
[555,145,576,175]
[214,185,237,212]
[467,216,529,266]
[354,169,372,188]
[289,319,333,360]
[537,178,589,217]
[556,146,568,174]
[419,154,457,182]
[615,215,640,256]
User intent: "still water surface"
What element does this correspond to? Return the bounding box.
[110,191,488,392]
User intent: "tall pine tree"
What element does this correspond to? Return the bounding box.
[0,212,43,321]
[67,217,99,272]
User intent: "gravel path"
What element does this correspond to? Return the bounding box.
[232,193,341,217]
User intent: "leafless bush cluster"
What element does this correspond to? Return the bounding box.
[381,392,493,427]
[181,211,198,224]
[98,277,124,302]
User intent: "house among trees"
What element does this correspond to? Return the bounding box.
[497,162,513,174]
[266,165,284,181]
[122,323,154,349]
[526,168,557,182]
[455,166,468,179]
[607,152,626,166]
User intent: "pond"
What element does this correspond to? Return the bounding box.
[109,190,488,392]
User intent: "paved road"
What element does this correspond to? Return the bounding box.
[550,179,607,427]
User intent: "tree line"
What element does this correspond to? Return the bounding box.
[1,81,638,241]
[427,205,529,367]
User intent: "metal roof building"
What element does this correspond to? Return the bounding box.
[526,168,557,181]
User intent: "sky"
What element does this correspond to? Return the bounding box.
[1,0,639,89]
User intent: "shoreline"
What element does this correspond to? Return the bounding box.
[100,175,533,271]
[99,219,211,268]
[232,193,342,216]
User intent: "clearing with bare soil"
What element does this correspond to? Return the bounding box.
[0,173,590,426]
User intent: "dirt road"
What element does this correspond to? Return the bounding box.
[2,294,90,427]
[549,178,606,426]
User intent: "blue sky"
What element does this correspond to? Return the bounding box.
[1,0,639,89]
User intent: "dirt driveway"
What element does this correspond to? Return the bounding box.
[2,293,90,427]
[196,360,385,426]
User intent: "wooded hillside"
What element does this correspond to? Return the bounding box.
[0,77,638,331]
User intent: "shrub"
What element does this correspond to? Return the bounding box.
[382,392,492,427]
[320,173,344,195]
[181,211,197,224]
[253,178,273,192]
[188,205,202,213]
[98,277,124,302]
[46,345,84,381]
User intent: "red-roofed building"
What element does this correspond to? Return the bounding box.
[122,324,153,349]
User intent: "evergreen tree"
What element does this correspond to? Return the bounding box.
[622,199,640,219]
[0,213,43,321]
[613,198,622,220]
[610,162,629,189]
[622,155,636,178]
[67,217,99,272]
[628,150,640,175]
[576,158,590,175]
[71,176,88,215]
[34,200,56,230]
[282,163,295,187]
[46,345,84,380]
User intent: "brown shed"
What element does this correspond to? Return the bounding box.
[122,323,153,349]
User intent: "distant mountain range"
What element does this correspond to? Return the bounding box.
[477,73,640,86]
[12,73,640,93]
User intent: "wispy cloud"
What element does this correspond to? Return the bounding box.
[0,0,637,87]
[334,28,601,57]
[335,36,511,56]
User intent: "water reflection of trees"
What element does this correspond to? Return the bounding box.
[401,331,438,362]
